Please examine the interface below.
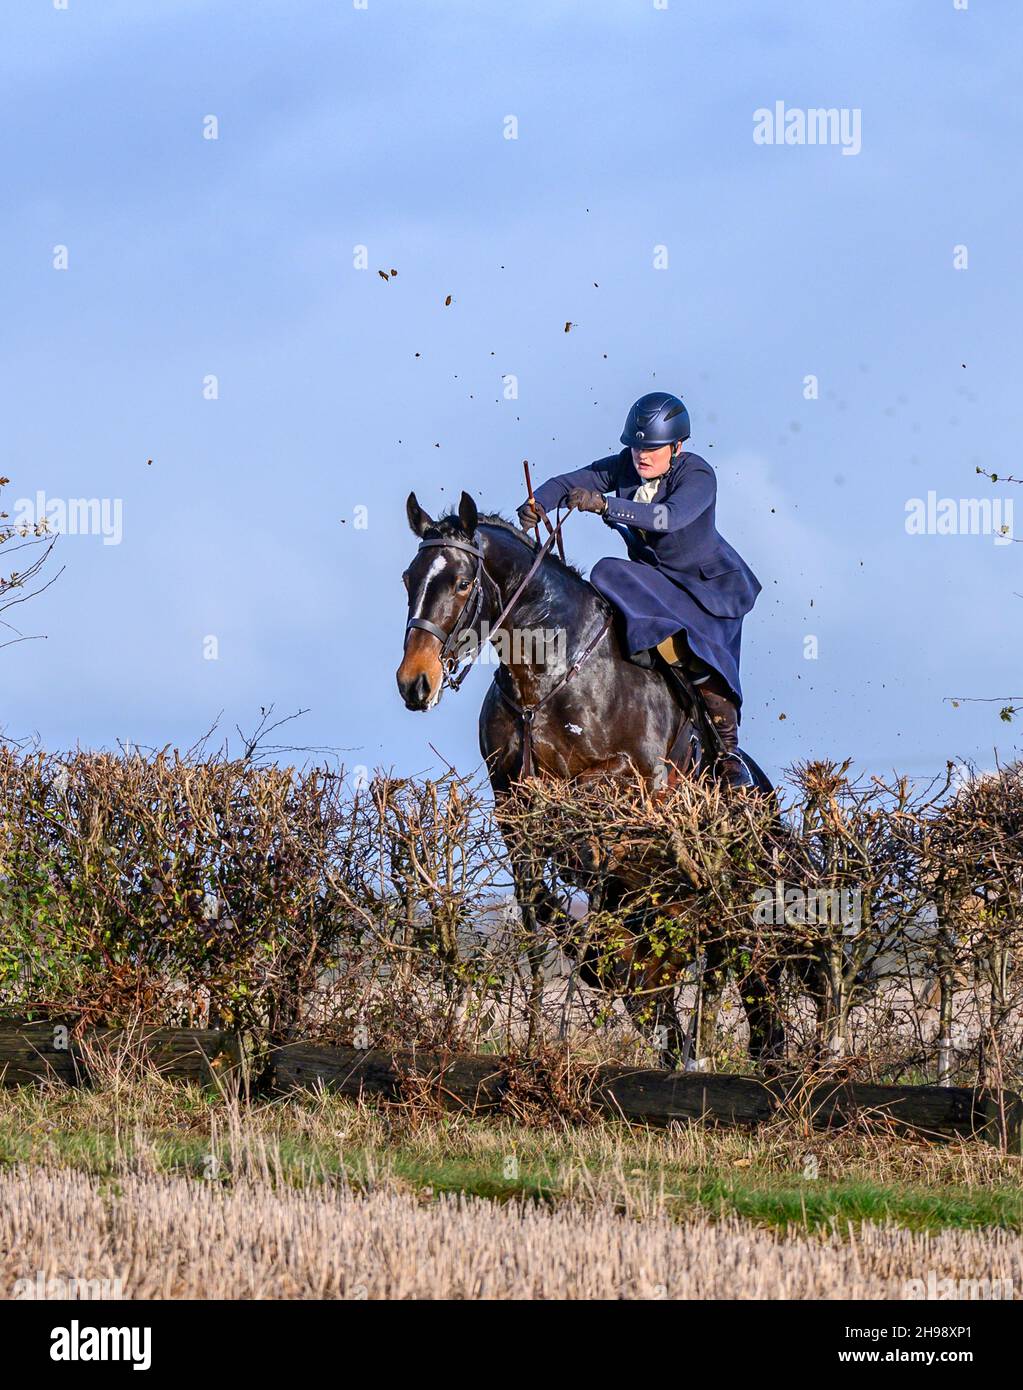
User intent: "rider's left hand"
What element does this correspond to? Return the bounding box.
[568,487,607,515]
[517,499,541,529]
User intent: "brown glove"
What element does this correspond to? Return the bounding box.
[568,487,607,515]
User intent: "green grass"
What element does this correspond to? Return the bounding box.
[2,1078,1021,1234]
[689,1175,1023,1233]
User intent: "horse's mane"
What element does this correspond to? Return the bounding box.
[430,509,585,580]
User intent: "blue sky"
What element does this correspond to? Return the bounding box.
[1,0,1020,784]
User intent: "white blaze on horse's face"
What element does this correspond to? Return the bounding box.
[398,556,448,710]
[409,554,446,620]
[396,544,476,713]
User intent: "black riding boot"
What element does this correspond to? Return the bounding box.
[699,682,755,791]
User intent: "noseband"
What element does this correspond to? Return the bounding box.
[405,536,492,691]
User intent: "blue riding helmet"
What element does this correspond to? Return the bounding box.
[620,392,691,449]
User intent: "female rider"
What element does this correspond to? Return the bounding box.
[518,392,761,790]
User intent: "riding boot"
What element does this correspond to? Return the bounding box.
[698,679,755,791]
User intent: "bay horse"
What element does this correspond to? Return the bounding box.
[396,489,783,1068]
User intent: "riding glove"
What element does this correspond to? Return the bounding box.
[567,487,608,515]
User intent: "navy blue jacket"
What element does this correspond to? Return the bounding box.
[533,449,761,620]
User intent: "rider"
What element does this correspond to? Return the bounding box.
[518,392,761,790]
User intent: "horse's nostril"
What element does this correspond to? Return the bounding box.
[397,669,431,710]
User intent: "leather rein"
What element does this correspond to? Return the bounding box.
[404,506,613,774]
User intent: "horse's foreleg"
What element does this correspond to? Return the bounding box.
[622,986,687,1071]
[737,953,787,1068]
[523,937,546,1053]
[655,995,691,1071]
[508,854,563,1053]
[684,938,728,1071]
[622,926,690,1071]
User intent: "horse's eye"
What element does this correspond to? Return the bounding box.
[456,578,472,594]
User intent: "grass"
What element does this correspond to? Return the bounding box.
[1,1062,1021,1299]
[1,1070,1021,1235]
[690,1176,1023,1233]
[7,1164,1022,1299]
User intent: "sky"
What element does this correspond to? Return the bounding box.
[1,0,1020,787]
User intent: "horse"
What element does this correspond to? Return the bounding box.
[396,489,784,1068]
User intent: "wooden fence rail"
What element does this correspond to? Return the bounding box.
[0,1021,238,1088]
[272,1043,1023,1150]
[2,1024,1020,1150]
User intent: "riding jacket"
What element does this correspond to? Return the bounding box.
[531,448,761,620]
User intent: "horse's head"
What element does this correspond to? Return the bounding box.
[397,490,488,711]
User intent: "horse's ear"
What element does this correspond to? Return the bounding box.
[457,491,478,537]
[407,492,434,537]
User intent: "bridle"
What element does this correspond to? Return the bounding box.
[404,535,494,692]
[405,510,574,693]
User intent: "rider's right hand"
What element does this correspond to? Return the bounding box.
[517,499,541,529]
